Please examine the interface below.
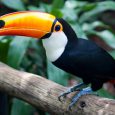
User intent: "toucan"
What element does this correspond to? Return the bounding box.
[0,11,115,109]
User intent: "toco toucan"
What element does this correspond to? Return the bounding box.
[0,11,115,109]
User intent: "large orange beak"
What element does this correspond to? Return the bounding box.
[0,11,56,38]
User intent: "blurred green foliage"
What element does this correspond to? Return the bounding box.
[0,0,115,115]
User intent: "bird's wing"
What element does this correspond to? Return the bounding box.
[70,38,115,77]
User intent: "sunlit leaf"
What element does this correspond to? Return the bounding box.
[65,1,87,9]
[28,5,40,11]
[1,0,25,10]
[62,7,77,21]
[82,21,109,32]
[28,2,52,13]
[0,36,6,41]
[38,3,52,13]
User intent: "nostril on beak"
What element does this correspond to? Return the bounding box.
[0,20,5,28]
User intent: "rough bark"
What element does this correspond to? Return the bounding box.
[0,62,115,115]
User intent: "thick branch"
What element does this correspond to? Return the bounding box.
[0,62,115,115]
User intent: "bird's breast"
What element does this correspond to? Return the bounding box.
[42,32,68,62]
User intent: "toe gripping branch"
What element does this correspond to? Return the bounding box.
[68,87,93,110]
[58,82,86,101]
[58,82,95,110]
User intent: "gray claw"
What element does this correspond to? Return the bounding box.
[58,93,67,102]
[68,104,72,111]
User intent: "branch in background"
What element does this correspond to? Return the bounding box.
[0,62,115,115]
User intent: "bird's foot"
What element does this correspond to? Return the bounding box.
[58,82,85,102]
[68,87,94,110]
[58,84,98,110]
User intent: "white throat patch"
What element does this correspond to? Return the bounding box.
[42,32,68,62]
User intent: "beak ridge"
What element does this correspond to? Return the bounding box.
[0,11,56,39]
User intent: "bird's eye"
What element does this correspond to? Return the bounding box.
[55,25,61,31]
[0,20,5,28]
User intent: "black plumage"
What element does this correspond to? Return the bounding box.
[53,19,115,91]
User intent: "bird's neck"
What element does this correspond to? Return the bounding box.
[42,18,79,62]
[42,32,68,62]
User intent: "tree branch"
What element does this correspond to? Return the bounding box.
[0,62,115,115]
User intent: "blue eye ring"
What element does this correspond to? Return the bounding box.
[55,25,61,31]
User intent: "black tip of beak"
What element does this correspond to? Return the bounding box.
[0,20,5,28]
[41,33,51,39]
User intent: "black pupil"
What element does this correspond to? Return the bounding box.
[0,20,5,28]
[55,25,60,31]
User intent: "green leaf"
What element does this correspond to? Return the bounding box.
[0,37,11,63]
[52,0,64,9]
[11,99,35,115]
[47,61,69,86]
[98,88,115,99]
[71,23,87,39]
[65,1,87,9]
[109,50,115,59]
[7,36,31,68]
[50,0,64,17]
[82,3,96,11]
[80,1,115,23]
[0,36,6,41]
[62,8,77,21]
[1,0,25,10]
[28,3,52,13]
[82,21,109,33]
[51,9,63,18]
[40,3,52,13]
[28,5,40,11]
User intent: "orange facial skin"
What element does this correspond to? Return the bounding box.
[0,11,58,38]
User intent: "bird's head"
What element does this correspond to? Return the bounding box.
[0,11,77,62]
